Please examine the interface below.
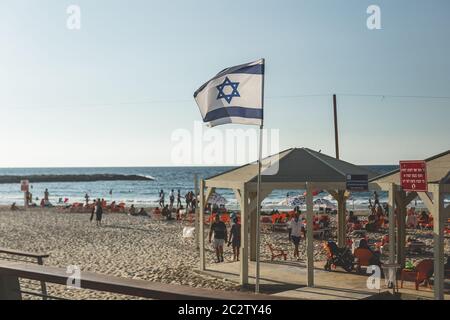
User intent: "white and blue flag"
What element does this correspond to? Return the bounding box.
[194,59,264,127]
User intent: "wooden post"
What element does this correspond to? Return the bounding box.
[0,274,22,300]
[433,184,444,300]
[306,182,314,287]
[395,191,407,268]
[388,183,396,264]
[337,191,346,248]
[333,94,339,159]
[37,257,48,300]
[194,174,199,250]
[199,180,205,271]
[239,187,249,286]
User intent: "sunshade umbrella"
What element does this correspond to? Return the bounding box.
[207,193,227,206]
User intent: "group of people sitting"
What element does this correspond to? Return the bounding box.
[346,204,387,233]
[128,204,149,217]
[406,208,433,229]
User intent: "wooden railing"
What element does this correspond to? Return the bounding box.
[0,262,280,300]
[0,248,49,299]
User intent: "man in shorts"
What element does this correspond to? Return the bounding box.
[288,211,303,259]
[209,214,228,263]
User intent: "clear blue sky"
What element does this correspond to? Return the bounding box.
[0,0,449,167]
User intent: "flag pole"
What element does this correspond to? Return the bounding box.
[255,58,265,294]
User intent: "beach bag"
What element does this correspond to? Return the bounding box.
[182,226,195,238]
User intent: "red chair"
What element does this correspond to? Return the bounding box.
[401,259,434,290]
[271,214,279,224]
[267,244,287,261]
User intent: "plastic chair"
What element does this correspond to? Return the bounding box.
[401,259,434,290]
[267,244,287,261]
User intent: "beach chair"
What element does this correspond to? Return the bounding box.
[271,214,279,225]
[401,259,434,290]
[267,244,287,261]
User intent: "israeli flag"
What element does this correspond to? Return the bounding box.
[194,59,264,127]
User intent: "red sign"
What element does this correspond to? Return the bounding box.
[399,161,427,192]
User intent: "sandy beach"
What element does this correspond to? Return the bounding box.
[0,206,447,299]
[0,206,240,299]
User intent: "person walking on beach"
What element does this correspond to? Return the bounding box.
[288,211,302,260]
[177,189,182,208]
[84,193,90,205]
[169,189,175,208]
[228,216,241,261]
[185,191,191,209]
[159,189,165,207]
[44,189,49,202]
[94,199,103,227]
[209,215,227,263]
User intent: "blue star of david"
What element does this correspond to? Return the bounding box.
[216,77,240,104]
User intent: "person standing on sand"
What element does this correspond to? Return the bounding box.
[169,189,175,208]
[159,189,165,207]
[85,193,90,205]
[177,189,182,208]
[373,191,380,207]
[288,211,302,260]
[185,192,191,209]
[209,214,227,263]
[44,189,49,202]
[228,216,240,261]
[94,199,103,227]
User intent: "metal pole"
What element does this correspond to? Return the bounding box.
[333,94,339,159]
[199,179,205,271]
[255,58,265,294]
[388,183,396,264]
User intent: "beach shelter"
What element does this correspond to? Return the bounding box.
[370,150,450,300]
[198,147,377,287]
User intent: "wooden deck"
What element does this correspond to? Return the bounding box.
[198,260,450,300]
[0,262,284,300]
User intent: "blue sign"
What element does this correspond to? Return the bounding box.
[346,174,369,191]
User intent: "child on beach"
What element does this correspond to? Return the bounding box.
[209,215,227,263]
[228,217,241,261]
